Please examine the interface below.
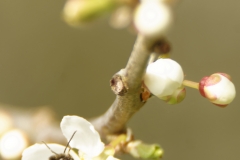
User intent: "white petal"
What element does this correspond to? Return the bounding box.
[0,129,28,159]
[144,59,184,97]
[22,143,80,160]
[61,115,104,158]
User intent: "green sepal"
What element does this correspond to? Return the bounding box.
[135,143,164,159]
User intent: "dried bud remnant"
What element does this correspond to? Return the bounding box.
[110,75,128,96]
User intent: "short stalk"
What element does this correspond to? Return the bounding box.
[183,80,199,90]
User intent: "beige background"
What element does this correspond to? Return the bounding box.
[0,0,240,160]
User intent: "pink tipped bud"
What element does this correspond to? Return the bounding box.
[199,73,236,107]
[160,85,186,104]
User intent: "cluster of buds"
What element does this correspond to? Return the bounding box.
[143,58,236,107]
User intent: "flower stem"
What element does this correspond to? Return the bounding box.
[183,80,199,90]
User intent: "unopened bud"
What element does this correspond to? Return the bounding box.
[134,0,173,38]
[127,140,163,159]
[144,59,184,98]
[199,73,236,107]
[63,0,117,26]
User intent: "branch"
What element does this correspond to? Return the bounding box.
[91,35,156,136]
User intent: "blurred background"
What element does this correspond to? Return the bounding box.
[0,0,240,159]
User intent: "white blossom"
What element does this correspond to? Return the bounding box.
[61,115,104,159]
[22,115,113,160]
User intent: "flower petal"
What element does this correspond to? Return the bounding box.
[22,143,80,160]
[61,115,104,158]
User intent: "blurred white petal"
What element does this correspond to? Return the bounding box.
[61,115,104,158]
[0,129,28,159]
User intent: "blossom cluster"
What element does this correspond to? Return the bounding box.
[22,116,119,160]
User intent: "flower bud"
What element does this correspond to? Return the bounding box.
[144,58,184,98]
[160,85,186,104]
[127,140,163,159]
[63,0,117,26]
[134,0,172,38]
[199,73,236,107]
